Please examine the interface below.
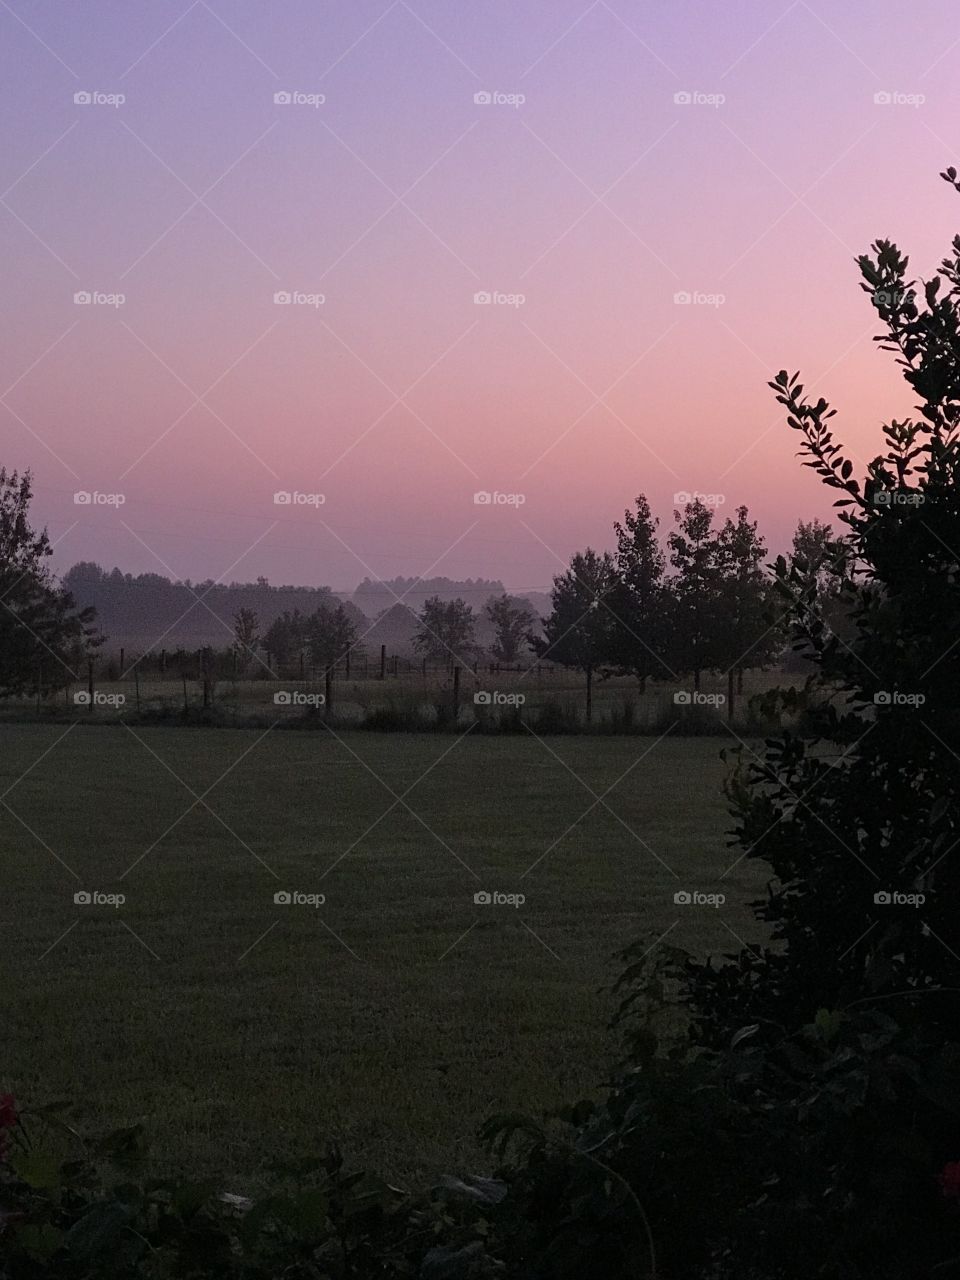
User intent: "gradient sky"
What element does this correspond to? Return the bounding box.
[3,0,960,591]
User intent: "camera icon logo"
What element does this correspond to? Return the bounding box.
[473,490,492,504]
[474,691,492,705]
[874,891,891,905]
[273,491,292,505]
[274,91,292,105]
[274,890,292,905]
[74,291,92,305]
[74,91,92,105]
[673,290,692,304]
[273,691,292,705]
[474,91,492,105]
[474,890,492,905]
[73,491,92,506]
[73,690,91,705]
[74,890,92,904]
[673,890,692,905]
[873,691,891,706]
[273,291,292,305]
[673,691,692,705]
[474,291,492,305]
[874,91,892,105]
[673,91,692,105]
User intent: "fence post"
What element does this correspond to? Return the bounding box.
[380,645,386,680]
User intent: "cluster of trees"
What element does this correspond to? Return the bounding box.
[535,497,852,717]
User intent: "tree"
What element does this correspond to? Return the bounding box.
[715,504,782,704]
[263,609,307,672]
[484,593,536,664]
[683,172,960,1047]
[608,493,669,691]
[664,499,725,691]
[533,548,617,721]
[232,607,260,675]
[0,469,100,697]
[307,603,363,712]
[412,596,476,666]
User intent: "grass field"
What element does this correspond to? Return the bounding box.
[0,724,763,1188]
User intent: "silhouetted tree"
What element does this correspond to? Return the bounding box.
[484,593,536,664]
[0,469,100,697]
[608,493,670,691]
[413,597,476,667]
[664,500,726,691]
[232,607,260,675]
[307,604,362,712]
[534,548,617,721]
[716,504,782,701]
[263,609,307,672]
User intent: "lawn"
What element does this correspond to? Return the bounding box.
[0,724,761,1187]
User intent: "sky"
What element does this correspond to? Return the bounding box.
[3,0,960,592]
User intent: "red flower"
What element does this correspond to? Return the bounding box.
[939,1162,960,1201]
[0,1096,15,1131]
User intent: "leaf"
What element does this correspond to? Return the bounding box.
[813,1008,844,1044]
[10,1149,62,1189]
[63,1202,132,1259]
[15,1223,64,1260]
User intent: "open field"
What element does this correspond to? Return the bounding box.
[0,725,762,1187]
[4,666,799,731]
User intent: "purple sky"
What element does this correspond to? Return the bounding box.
[3,0,960,590]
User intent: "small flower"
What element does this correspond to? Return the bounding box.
[939,1162,960,1200]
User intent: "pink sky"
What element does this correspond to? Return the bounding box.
[2,0,959,590]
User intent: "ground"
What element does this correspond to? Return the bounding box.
[0,724,762,1187]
